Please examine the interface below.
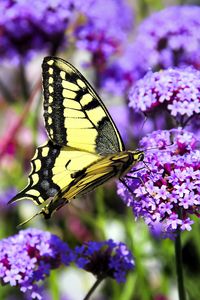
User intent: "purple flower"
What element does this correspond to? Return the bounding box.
[128,68,200,127]
[74,0,133,67]
[131,5,200,75]
[74,240,135,283]
[0,0,75,63]
[109,105,131,145]
[100,44,139,95]
[117,129,200,238]
[0,228,74,299]
[0,187,17,209]
[0,0,133,67]
[101,5,200,96]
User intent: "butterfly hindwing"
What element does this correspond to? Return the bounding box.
[37,151,139,218]
[9,140,100,206]
[42,57,125,155]
[9,141,60,205]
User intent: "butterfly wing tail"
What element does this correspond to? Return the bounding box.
[15,197,67,227]
[8,187,39,205]
[41,197,69,219]
[9,141,62,207]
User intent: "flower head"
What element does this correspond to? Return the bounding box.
[117,129,200,238]
[100,44,137,95]
[74,240,135,283]
[0,0,75,63]
[128,68,200,126]
[131,5,200,75]
[0,228,74,299]
[0,0,133,66]
[101,5,200,95]
[74,0,133,67]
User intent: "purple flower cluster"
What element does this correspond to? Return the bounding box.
[74,0,133,67]
[100,44,137,95]
[132,6,200,73]
[0,230,134,297]
[0,0,133,65]
[128,68,200,126]
[0,228,73,299]
[0,0,75,63]
[117,129,200,238]
[74,239,135,283]
[101,5,200,95]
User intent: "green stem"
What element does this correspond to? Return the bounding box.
[174,231,187,300]
[83,277,104,300]
[49,270,60,300]
[19,61,29,101]
[0,78,16,103]
[137,0,149,19]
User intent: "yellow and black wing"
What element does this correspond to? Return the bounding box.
[9,57,125,216]
[42,56,125,154]
[9,140,101,207]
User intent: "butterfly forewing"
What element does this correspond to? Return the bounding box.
[42,57,125,155]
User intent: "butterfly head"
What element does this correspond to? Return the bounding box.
[131,150,145,162]
[119,150,145,177]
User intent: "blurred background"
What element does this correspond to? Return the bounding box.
[0,0,200,299]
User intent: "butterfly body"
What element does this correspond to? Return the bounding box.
[42,149,144,218]
[9,57,144,220]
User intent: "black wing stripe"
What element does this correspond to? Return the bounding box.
[82,98,100,111]
[43,63,67,146]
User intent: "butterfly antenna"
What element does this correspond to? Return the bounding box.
[135,112,148,137]
[141,112,148,129]
[142,142,174,152]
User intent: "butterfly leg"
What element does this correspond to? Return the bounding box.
[125,174,145,186]
[125,175,157,208]
[119,178,136,196]
[120,176,156,216]
[129,166,145,173]
[129,162,153,177]
[119,164,146,196]
[41,197,69,219]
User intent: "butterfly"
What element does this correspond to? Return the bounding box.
[9,57,144,222]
